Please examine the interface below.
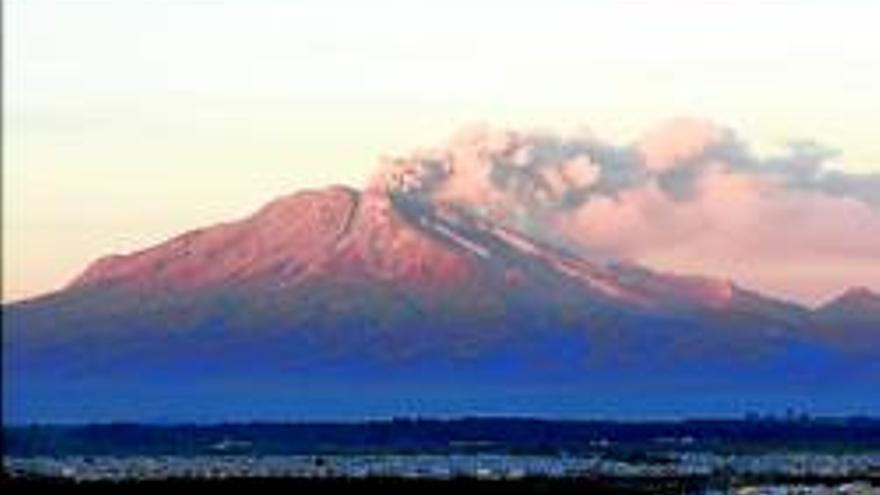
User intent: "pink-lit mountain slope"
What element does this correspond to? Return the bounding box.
[72,186,361,293]
[5,181,880,423]
[66,183,806,325]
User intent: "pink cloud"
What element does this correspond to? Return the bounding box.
[376,120,880,304]
[637,118,724,172]
[559,165,880,304]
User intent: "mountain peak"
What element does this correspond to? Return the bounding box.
[70,185,360,292]
[822,286,880,310]
[840,286,878,299]
[812,286,880,333]
[8,181,880,423]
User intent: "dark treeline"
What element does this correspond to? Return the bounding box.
[5,417,880,457]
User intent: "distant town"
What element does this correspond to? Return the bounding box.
[5,452,880,494]
[4,418,880,493]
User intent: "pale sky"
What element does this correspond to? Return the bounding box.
[4,0,880,302]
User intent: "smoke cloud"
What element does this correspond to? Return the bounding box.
[374,119,880,304]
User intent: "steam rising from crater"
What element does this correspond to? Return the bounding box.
[374,119,880,304]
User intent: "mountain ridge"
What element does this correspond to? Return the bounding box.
[4,182,879,422]
[47,183,817,317]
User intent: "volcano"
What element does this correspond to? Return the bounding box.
[4,177,879,422]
